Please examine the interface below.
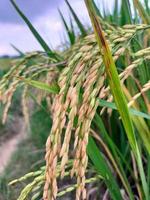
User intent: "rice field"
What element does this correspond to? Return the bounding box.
[0,0,150,200]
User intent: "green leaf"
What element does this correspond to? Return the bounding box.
[87,137,122,200]
[10,43,24,57]
[93,113,133,174]
[98,99,150,120]
[120,0,132,25]
[113,0,119,24]
[93,113,134,200]
[10,0,61,61]
[92,1,102,18]
[144,0,150,14]
[65,0,87,37]
[58,9,75,45]
[85,1,149,199]
[18,77,60,94]
[133,0,150,24]
[85,0,136,152]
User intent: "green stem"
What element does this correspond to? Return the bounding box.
[85,0,149,199]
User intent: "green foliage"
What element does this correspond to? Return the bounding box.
[87,137,122,200]
[10,0,61,61]
[98,99,150,120]
[10,44,24,57]
[0,0,150,199]
[133,0,150,24]
[59,10,76,45]
[30,100,52,148]
[65,0,87,37]
[18,77,60,94]
[120,0,132,25]
[0,139,44,200]
[85,1,149,198]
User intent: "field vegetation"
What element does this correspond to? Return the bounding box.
[0,0,150,200]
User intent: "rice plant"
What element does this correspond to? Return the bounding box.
[0,0,150,199]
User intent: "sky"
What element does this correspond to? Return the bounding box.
[0,0,115,56]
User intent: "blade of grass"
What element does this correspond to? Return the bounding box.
[133,0,150,24]
[87,137,122,200]
[120,0,132,25]
[113,0,119,24]
[93,113,134,176]
[10,43,24,57]
[65,0,87,37]
[58,10,75,45]
[69,15,76,41]
[17,77,60,94]
[91,127,134,199]
[114,0,119,18]
[92,0,102,18]
[147,154,150,196]
[102,2,107,19]
[85,1,149,199]
[123,86,150,154]
[98,99,150,120]
[85,0,136,152]
[10,0,61,61]
[144,0,150,14]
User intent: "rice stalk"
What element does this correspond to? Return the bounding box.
[1,5,150,199]
[85,1,149,199]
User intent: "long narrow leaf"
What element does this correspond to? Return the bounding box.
[133,0,150,24]
[65,0,87,37]
[92,115,134,199]
[120,0,132,25]
[18,77,60,94]
[85,1,149,199]
[144,0,150,14]
[10,43,24,56]
[85,0,136,152]
[58,10,75,45]
[98,99,150,120]
[87,137,122,200]
[10,0,61,61]
[92,0,102,18]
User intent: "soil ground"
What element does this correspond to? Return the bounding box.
[0,117,26,174]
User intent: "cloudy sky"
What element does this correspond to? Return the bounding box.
[0,0,115,56]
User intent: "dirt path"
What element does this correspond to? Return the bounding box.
[0,118,26,174]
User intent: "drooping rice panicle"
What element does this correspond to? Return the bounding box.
[1,12,150,199]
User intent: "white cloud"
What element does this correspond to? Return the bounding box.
[0,0,115,56]
[34,12,63,48]
[0,44,11,55]
[0,22,43,55]
[0,0,90,55]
